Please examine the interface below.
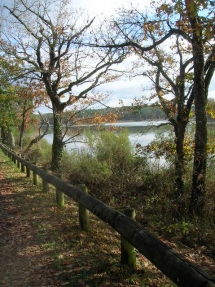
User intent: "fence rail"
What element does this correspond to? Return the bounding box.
[0,142,214,287]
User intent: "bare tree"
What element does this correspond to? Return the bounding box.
[184,0,215,215]
[89,0,215,216]
[134,32,195,217]
[1,0,126,172]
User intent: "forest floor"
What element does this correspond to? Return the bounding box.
[0,149,214,287]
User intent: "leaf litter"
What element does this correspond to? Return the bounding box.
[0,150,214,286]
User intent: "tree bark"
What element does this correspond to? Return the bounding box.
[186,2,207,216]
[190,90,207,215]
[1,126,6,143]
[173,121,187,217]
[19,110,26,149]
[51,107,64,172]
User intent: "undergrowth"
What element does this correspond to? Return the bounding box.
[0,150,176,286]
[13,128,215,260]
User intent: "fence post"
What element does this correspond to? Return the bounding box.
[121,207,136,269]
[31,162,38,185]
[33,171,38,186]
[42,178,49,193]
[26,161,30,178]
[56,188,64,207]
[12,154,16,164]
[78,184,89,231]
[21,163,25,173]
[17,160,20,169]
[56,173,64,207]
[26,167,30,178]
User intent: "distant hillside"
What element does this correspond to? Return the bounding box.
[38,105,166,125]
[116,106,166,121]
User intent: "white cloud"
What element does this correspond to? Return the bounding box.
[72,0,148,16]
[94,77,149,106]
[34,0,215,111]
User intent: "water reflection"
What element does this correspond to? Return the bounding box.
[44,121,170,153]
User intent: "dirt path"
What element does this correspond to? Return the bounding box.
[0,150,214,287]
[0,151,172,287]
[0,156,59,287]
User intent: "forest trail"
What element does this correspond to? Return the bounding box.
[0,154,61,286]
[0,149,214,287]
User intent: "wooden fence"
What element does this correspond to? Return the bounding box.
[0,142,214,287]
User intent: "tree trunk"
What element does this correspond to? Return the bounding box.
[8,130,15,148]
[51,107,64,172]
[19,126,24,150]
[190,94,207,215]
[1,126,6,143]
[188,10,207,216]
[19,105,27,149]
[173,121,187,217]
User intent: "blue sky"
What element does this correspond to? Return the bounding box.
[31,0,215,112]
[37,0,150,112]
[72,0,215,105]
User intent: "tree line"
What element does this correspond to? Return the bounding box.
[39,105,166,125]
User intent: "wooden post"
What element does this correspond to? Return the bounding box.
[21,163,25,173]
[33,171,38,186]
[42,178,49,193]
[17,160,20,169]
[32,162,38,185]
[78,184,89,231]
[121,208,136,269]
[26,167,30,178]
[56,173,64,207]
[56,188,65,207]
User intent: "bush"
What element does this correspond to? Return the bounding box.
[88,129,134,173]
[27,138,52,166]
[67,129,146,202]
[66,151,111,186]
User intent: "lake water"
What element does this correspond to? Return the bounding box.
[44,120,170,154]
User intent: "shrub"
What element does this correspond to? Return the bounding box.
[27,138,52,166]
[67,129,144,201]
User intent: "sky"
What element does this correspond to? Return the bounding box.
[34,0,149,113]
[71,0,149,110]
[72,0,147,16]
[69,0,213,110]
[70,0,215,109]
[25,0,215,112]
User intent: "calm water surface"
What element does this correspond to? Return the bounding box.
[44,120,170,153]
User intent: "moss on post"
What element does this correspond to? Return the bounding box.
[78,184,89,231]
[33,171,38,185]
[56,188,65,207]
[42,178,49,193]
[13,156,16,164]
[121,208,136,269]
[55,173,64,207]
[21,163,25,173]
[26,167,30,178]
